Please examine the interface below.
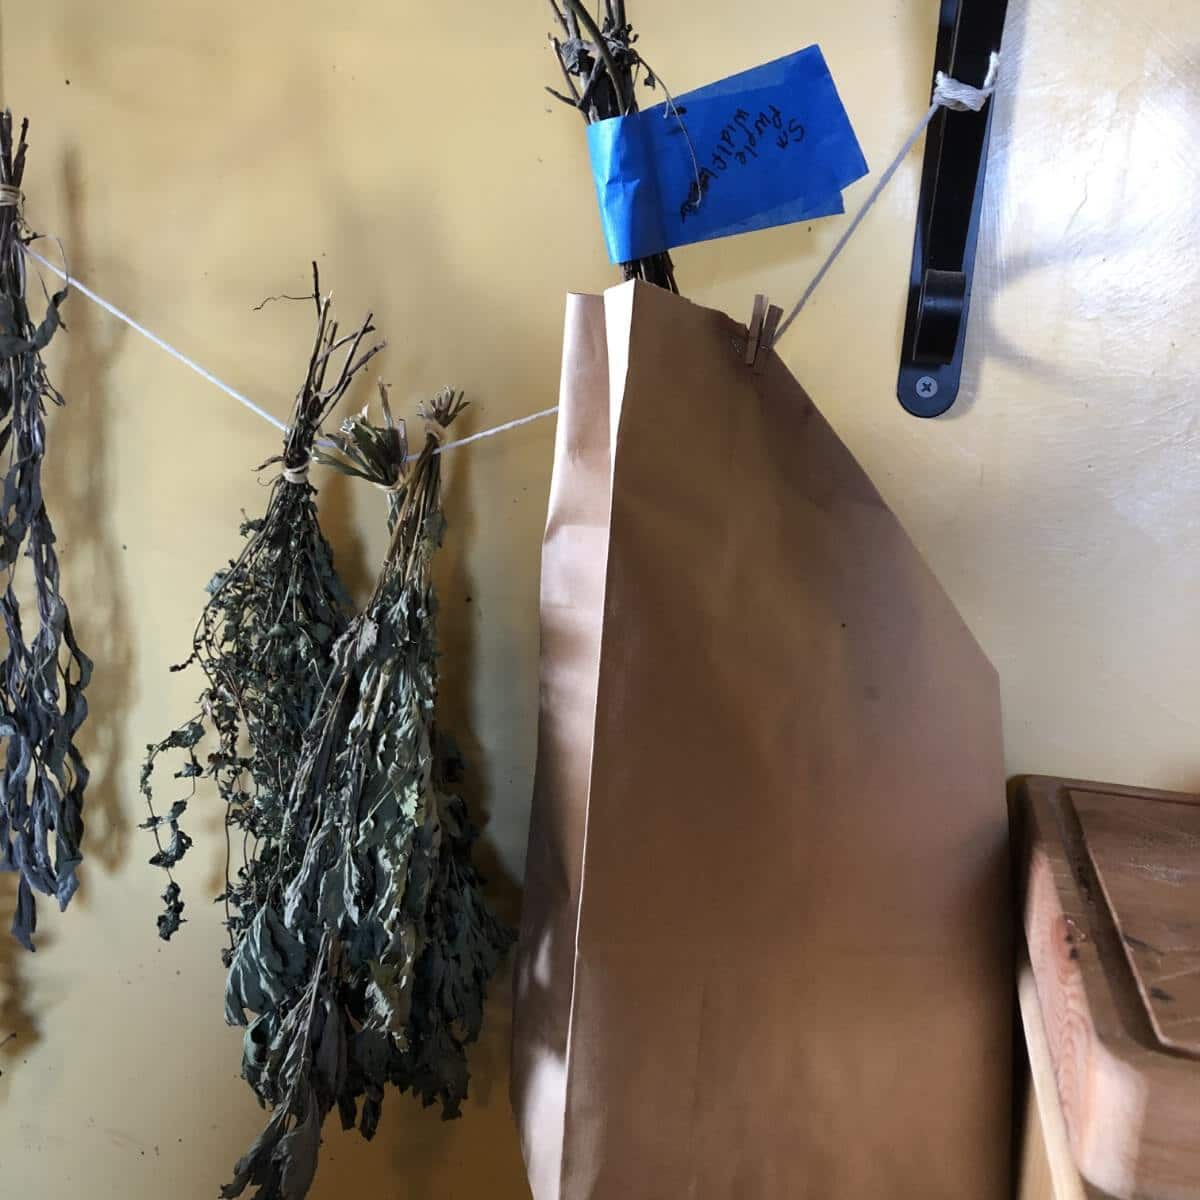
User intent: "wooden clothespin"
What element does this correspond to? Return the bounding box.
[743,294,783,374]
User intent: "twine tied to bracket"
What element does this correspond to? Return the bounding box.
[759,51,1003,356]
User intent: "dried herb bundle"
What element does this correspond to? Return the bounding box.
[222,389,513,1200]
[546,0,679,291]
[140,269,380,945]
[0,112,92,951]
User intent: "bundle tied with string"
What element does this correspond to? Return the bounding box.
[140,264,378,944]
[0,111,92,952]
[220,388,513,1200]
[546,0,682,292]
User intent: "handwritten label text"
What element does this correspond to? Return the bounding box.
[679,104,806,220]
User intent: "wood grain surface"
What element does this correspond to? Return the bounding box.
[1015,777,1200,1200]
[1018,948,1097,1200]
[1074,793,1200,1056]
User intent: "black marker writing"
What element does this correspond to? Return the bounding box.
[679,105,808,222]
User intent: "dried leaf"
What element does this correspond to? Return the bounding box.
[225,906,309,1026]
[0,112,92,950]
[140,267,374,943]
[226,391,513,1199]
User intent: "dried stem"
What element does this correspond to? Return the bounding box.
[564,0,628,116]
[223,390,513,1200]
[139,265,376,943]
[546,1,679,292]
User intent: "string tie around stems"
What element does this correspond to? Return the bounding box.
[281,463,311,485]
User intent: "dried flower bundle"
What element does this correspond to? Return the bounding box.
[140,269,380,945]
[546,0,680,291]
[221,389,513,1200]
[0,112,92,950]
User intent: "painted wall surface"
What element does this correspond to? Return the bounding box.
[0,2,1197,1197]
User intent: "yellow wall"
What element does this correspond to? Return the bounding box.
[1,1,1197,1197]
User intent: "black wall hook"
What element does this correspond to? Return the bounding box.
[897,0,1010,418]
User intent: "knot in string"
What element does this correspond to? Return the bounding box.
[771,51,1002,347]
[933,52,1000,113]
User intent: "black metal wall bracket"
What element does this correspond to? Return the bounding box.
[897,0,1009,418]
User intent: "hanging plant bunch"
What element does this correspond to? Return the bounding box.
[222,388,514,1200]
[140,266,381,945]
[0,111,92,951]
[545,0,679,291]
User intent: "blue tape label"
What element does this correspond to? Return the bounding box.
[586,46,868,264]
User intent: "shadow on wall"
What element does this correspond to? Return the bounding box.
[435,421,525,931]
[315,456,372,601]
[938,0,1165,421]
[45,145,136,876]
[302,965,529,1200]
[0,875,41,1084]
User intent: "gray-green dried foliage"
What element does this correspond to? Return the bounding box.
[140,271,381,946]
[222,388,514,1200]
[0,112,92,951]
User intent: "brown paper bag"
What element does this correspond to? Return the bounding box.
[512,281,1011,1200]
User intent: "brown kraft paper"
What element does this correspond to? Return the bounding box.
[512,280,1011,1200]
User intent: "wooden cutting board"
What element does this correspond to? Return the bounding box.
[1015,777,1200,1200]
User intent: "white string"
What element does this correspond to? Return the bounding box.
[934,53,1002,112]
[773,52,1000,346]
[436,406,559,455]
[24,245,289,432]
[14,49,997,457]
[21,243,561,453]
